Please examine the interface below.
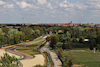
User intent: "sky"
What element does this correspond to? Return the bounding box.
[0,0,100,24]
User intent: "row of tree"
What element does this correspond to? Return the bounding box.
[0,27,43,46]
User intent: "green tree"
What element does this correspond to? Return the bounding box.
[8,29,20,44]
[60,34,67,50]
[90,38,97,53]
[50,35,58,49]
[96,35,100,51]
[79,36,84,43]
[66,31,71,41]
[19,31,25,41]
[96,34,100,44]
[0,29,5,46]
[22,27,33,35]
[0,53,22,67]
[35,29,40,36]
[2,28,9,34]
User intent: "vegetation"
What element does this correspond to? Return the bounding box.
[63,49,100,67]
[49,35,58,49]
[0,53,22,67]
[0,25,50,47]
[17,40,45,56]
[48,26,100,66]
[1,24,100,67]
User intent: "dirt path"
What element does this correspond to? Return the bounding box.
[0,49,20,59]
[20,54,44,67]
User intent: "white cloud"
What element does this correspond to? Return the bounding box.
[67,2,74,8]
[0,1,6,5]
[86,1,100,10]
[59,0,68,8]
[16,1,32,8]
[47,3,53,9]
[87,0,100,1]
[63,0,67,3]
[4,4,14,8]
[37,0,47,5]
[59,3,67,7]
[75,3,88,9]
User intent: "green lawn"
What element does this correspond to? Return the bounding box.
[63,49,100,67]
[17,40,45,57]
[27,37,42,43]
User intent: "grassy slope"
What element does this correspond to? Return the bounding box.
[17,40,45,57]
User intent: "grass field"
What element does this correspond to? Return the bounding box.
[56,42,100,67]
[17,40,45,57]
[63,49,100,67]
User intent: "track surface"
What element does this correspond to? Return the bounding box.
[7,38,45,60]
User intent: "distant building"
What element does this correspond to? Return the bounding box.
[84,23,95,27]
[79,23,82,26]
[45,24,55,26]
[73,24,79,26]
[58,21,73,26]
[95,24,100,27]
[0,24,6,27]
[5,26,13,28]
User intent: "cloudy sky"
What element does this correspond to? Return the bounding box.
[0,0,100,24]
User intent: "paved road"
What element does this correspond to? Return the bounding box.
[40,42,62,67]
[7,38,45,60]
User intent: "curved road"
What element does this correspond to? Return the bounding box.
[7,38,45,60]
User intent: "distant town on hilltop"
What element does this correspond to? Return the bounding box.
[0,21,100,28]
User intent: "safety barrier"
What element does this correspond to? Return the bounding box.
[3,43,24,49]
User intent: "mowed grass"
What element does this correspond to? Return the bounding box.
[63,49,100,67]
[17,40,45,57]
[27,37,42,43]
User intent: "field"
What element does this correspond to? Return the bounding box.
[63,49,100,67]
[17,40,45,57]
[57,42,100,67]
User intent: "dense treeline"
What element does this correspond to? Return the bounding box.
[0,25,50,46]
[49,26,100,50]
